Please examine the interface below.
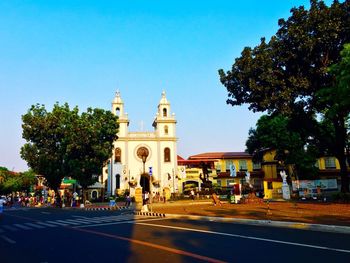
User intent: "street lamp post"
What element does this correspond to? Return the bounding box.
[172,169,175,199]
[110,158,113,197]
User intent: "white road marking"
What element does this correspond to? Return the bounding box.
[136,222,350,254]
[71,215,88,219]
[74,217,170,228]
[1,235,16,244]
[46,221,69,226]
[36,222,58,227]
[55,219,80,225]
[25,222,45,229]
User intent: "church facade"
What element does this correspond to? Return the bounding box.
[103,91,178,198]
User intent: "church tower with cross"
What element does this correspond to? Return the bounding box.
[103,91,178,199]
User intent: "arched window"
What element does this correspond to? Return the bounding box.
[164,147,171,162]
[116,107,120,116]
[164,125,168,135]
[163,108,167,117]
[115,148,121,163]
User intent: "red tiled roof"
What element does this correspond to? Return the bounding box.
[178,159,216,165]
[177,155,185,161]
[188,152,251,160]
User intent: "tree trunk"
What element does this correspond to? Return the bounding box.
[337,154,349,193]
[333,115,349,193]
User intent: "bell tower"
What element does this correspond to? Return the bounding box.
[112,90,129,137]
[153,91,176,137]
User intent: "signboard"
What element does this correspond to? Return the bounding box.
[292,179,338,191]
[134,187,143,203]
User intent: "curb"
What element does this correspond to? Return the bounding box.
[134,211,166,217]
[158,213,350,234]
[85,206,131,211]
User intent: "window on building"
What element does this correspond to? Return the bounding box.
[325,157,336,169]
[163,108,167,117]
[164,125,169,135]
[215,162,222,173]
[225,160,233,172]
[164,148,171,162]
[227,179,234,187]
[253,162,261,170]
[267,182,273,189]
[239,160,247,171]
[115,148,121,163]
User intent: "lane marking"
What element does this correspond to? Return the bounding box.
[136,222,350,254]
[25,222,45,229]
[46,221,69,226]
[55,219,80,225]
[73,227,227,263]
[36,222,58,227]
[71,215,88,218]
[74,217,170,228]
[1,235,16,244]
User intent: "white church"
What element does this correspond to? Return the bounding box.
[103,91,178,198]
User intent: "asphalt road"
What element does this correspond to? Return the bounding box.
[0,207,349,263]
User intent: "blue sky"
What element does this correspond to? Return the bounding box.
[0,0,332,171]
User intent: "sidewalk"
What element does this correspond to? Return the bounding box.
[148,199,350,227]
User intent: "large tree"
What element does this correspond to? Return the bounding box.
[21,103,118,196]
[66,108,119,202]
[219,0,350,192]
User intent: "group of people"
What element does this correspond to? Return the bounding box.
[0,191,81,208]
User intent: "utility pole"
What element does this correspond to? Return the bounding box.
[110,158,113,196]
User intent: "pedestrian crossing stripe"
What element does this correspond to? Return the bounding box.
[0,214,161,234]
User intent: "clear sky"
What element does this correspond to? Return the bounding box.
[0,0,333,172]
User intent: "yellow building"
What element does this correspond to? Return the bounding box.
[179,152,264,194]
[179,150,349,199]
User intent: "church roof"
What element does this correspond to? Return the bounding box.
[112,91,123,104]
[159,91,169,104]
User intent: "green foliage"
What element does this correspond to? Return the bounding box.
[21,103,119,193]
[67,108,119,192]
[219,0,350,191]
[0,168,37,194]
[246,114,320,179]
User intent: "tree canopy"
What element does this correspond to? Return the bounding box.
[0,168,36,194]
[21,103,118,193]
[219,0,350,191]
[246,114,319,179]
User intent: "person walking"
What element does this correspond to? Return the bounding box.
[163,189,166,203]
[190,189,195,201]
